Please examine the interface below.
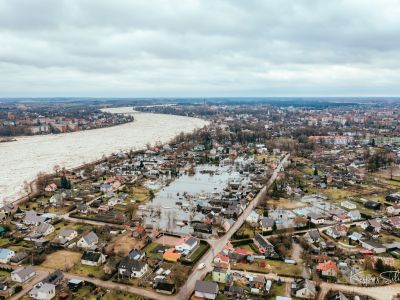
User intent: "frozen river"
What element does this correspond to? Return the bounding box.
[0,108,207,203]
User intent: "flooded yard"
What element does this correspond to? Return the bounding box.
[138,164,234,235]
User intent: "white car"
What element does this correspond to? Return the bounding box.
[198,263,206,270]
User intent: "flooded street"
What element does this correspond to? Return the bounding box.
[0,109,207,203]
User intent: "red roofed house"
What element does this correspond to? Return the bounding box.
[316,260,338,277]
[213,253,229,268]
[45,183,58,192]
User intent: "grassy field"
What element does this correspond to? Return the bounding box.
[0,238,10,247]
[71,263,105,278]
[187,242,209,262]
[42,250,81,271]
[233,259,303,277]
[270,282,288,298]
[130,186,152,202]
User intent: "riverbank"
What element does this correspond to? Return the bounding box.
[0,111,208,203]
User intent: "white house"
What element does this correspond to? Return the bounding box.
[77,232,99,249]
[246,211,260,224]
[341,200,357,210]
[34,223,55,236]
[118,257,148,278]
[175,236,199,253]
[387,204,400,216]
[326,227,341,239]
[348,210,361,221]
[58,228,78,241]
[81,251,106,266]
[29,283,55,300]
[45,183,57,192]
[308,213,325,225]
[11,266,36,283]
[0,248,15,263]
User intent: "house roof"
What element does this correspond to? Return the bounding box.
[119,257,146,272]
[35,223,53,234]
[82,231,98,245]
[59,228,76,238]
[11,266,35,279]
[360,239,385,249]
[185,236,198,247]
[81,251,102,262]
[43,270,63,284]
[128,249,144,260]
[260,217,274,227]
[254,234,274,249]
[195,280,218,294]
[316,260,338,272]
[0,248,14,259]
[307,230,320,241]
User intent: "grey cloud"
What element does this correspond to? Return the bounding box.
[0,0,400,96]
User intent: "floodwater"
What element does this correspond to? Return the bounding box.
[140,165,232,235]
[0,108,207,203]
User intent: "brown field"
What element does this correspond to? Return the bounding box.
[41,250,81,271]
[267,198,306,209]
[154,235,181,247]
[105,232,145,256]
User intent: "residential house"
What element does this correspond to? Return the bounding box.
[58,228,78,241]
[341,201,357,210]
[128,249,145,260]
[308,213,325,225]
[0,248,15,263]
[49,194,63,207]
[29,283,55,300]
[361,219,381,233]
[332,213,351,223]
[213,253,230,268]
[153,281,176,295]
[387,204,400,216]
[194,280,219,300]
[349,232,363,242]
[254,234,274,255]
[224,285,244,299]
[291,279,317,299]
[100,183,113,193]
[304,230,320,244]
[326,227,341,239]
[163,249,181,262]
[175,235,199,253]
[11,266,36,283]
[250,275,266,290]
[316,260,338,277]
[212,266,230,283]
[348,210,361,221]
[0,283,13,297]
[34,223,55,236]
[0,203,13,216]
[360,239,386,254]
[388,216,400,229]
[260,217,275,232]
[77,231,99,249]
[81,251,106,266]
[45,183,58,192]
[23,210,45,226]
[118,257,148,278]
[246,211,260,224]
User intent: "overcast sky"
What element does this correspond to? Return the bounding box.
[1,0,400,97]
